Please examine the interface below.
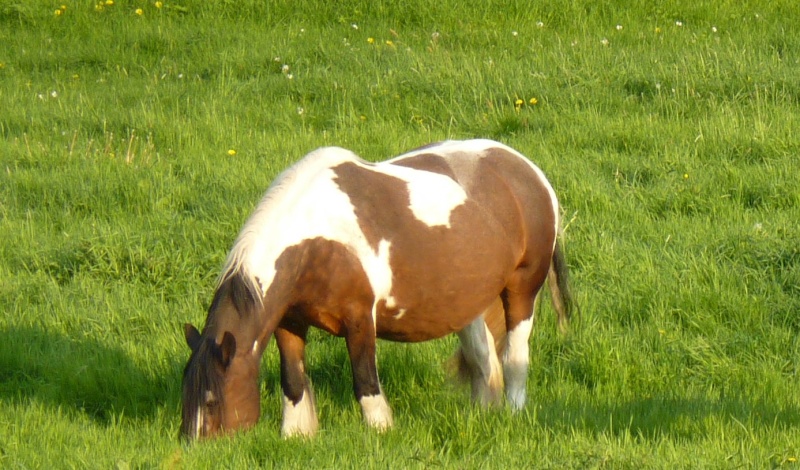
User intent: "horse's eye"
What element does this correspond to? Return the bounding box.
[204,390,218,409]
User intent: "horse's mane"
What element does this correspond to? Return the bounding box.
[216,147,363,300]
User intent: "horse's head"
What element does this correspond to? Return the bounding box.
[180,323,260,440]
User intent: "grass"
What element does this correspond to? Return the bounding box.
[1,0,799,467]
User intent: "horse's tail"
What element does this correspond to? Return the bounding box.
[549,238,576,335]
[447,237,576,384]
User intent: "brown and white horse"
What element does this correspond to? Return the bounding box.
[181,139,574,440]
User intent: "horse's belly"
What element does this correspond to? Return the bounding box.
[373,277,505,342]
[375,306,481,342]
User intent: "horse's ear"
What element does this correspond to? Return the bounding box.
[215,331,236,368]
[184,323,202,352]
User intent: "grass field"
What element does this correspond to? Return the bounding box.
[1,0,799,467]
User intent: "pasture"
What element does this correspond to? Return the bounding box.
[1,0,798,467]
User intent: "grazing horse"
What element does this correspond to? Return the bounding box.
[181,139,574,440]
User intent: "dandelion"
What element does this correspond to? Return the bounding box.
[135,8,143,15]
[55,8,63,16]
[529,97,538,105]
[155,1,162,8]
[514,98,524,111]
[367,37,375,44]
[227,149,237,156]
[788,457,797,463]
[359,115,367,121]
[683,173,689,180]
[385,40,394,47]
[95,3,104,11]
[655,27,662,33]
[106,0,114,5]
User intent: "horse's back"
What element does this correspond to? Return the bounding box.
[389,139,559,254]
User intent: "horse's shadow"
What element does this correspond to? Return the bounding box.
[6,324,797,442]
[0,326,182,424]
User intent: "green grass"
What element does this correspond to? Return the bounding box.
[1,0,799,467]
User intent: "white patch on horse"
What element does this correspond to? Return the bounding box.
[372,163,467,228]
[363,239,394,326]
[252,340,259,355]
[391,139,560,240]
[281,389,319,438]
[503,317,534,410]
[359,393,394,430]
[393,308,407,320]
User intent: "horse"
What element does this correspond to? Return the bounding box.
[180,139,575,440]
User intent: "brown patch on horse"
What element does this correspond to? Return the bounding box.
[270,237,375,337]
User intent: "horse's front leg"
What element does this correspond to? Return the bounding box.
[275,324,319,438]
[344,312,393,430]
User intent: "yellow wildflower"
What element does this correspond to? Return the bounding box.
[155,1,163,8]
[367,37,375,44]
[55,9,63,16]
[514,98,524,110]
[227,149,237,156]
[135,8,143,15]
[529,97,538,105]
[105,0,114,5]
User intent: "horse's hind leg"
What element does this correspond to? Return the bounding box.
[275,324,319,438]
[344,314,393,430]
[456,312,504,406]
[501,288,538,411]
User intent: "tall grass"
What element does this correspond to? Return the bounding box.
[1,0,798,467]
